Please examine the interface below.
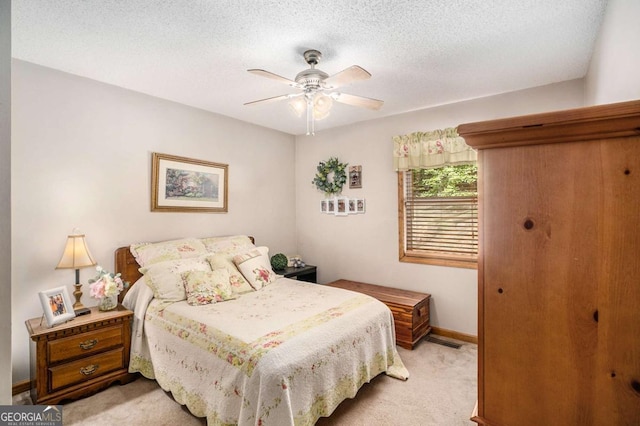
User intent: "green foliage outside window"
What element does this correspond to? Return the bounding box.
[412,164,478,197]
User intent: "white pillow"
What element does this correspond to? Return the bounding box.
[232,247,277,290]
[122,277,144,310]
[130,237,207,267]
[122,277,155,316]
[141,257,211,301]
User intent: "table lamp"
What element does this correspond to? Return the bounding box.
[55,230,96,316]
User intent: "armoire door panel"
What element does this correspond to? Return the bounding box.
[595,136,640,425]
[481,142,600,425]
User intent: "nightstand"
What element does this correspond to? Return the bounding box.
[279,265,317,283]
[25,306,136,405]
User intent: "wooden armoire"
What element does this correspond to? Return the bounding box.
[458,100,640,426]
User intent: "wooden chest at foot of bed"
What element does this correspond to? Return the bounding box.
[326,280,431,349]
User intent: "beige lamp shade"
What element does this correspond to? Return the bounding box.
[55,233,96,269]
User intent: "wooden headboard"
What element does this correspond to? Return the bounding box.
[114,246,143,303]
[114,236,255,303]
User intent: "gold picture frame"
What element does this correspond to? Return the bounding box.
[151,153,228,213]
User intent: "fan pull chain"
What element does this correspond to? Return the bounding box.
[306,96,315,135]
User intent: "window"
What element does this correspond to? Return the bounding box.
[398,164,478,269]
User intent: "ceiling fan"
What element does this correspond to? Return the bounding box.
[245,49,383,135]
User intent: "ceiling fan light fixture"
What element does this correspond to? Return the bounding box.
[313,94,333,120]
[289,97,306,117]
[289,92,332,132]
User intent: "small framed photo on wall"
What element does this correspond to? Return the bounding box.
[356,198,366,214]
[321,199,328,213]
[39,286,76,328]
[335,196,348,216]
[348,199,357,214]
[327,198,335,214]
[349,166,362,189]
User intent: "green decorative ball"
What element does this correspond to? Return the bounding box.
[270,253,288,271]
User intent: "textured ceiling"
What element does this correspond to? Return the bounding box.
[12,0,608,135]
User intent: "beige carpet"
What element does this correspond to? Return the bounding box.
[14,336,477,425]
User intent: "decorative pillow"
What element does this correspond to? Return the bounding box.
[141,257,211,301]
[205,253,254,295]
[233,247,277,290]
[182,269,236,306]
[201,235,255,259]
[130,238,207,267]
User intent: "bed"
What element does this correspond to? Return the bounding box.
[115,235,408,426]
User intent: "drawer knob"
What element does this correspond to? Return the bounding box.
[79,339,98,350]
[80,364,99,376]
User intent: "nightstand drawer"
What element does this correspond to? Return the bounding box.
[49,347,124,392]
[48,325,124,363]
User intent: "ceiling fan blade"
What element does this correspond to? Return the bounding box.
[244,93,302,106]
[330,92,383,110]
[324,66,371,89]
[248,69,298,86]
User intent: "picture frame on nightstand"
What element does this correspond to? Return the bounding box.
[38,286,75,327]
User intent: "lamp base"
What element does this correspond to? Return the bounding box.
[74,307,91,316]
[73,282,88,314]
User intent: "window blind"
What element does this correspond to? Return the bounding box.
[404,171,478,257]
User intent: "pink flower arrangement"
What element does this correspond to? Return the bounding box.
[88,266,128,299]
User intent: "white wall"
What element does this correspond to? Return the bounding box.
[295,79,585,337]
[11,60,296,383]
[1,0,12,404]
[585,0,640,104]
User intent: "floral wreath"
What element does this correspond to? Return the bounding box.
[312,157,348,195]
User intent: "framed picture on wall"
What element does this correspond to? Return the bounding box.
[39,286,75,328]
[348,198,357,214]
[356,198,366,213]
[151,152,228,213]
[349,166,362,189]
[327,198,335,214]
[335,196,348,216]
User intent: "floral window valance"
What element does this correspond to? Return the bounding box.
[393,127,477,171]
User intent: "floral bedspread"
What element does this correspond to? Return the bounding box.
[128,278,408,425]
